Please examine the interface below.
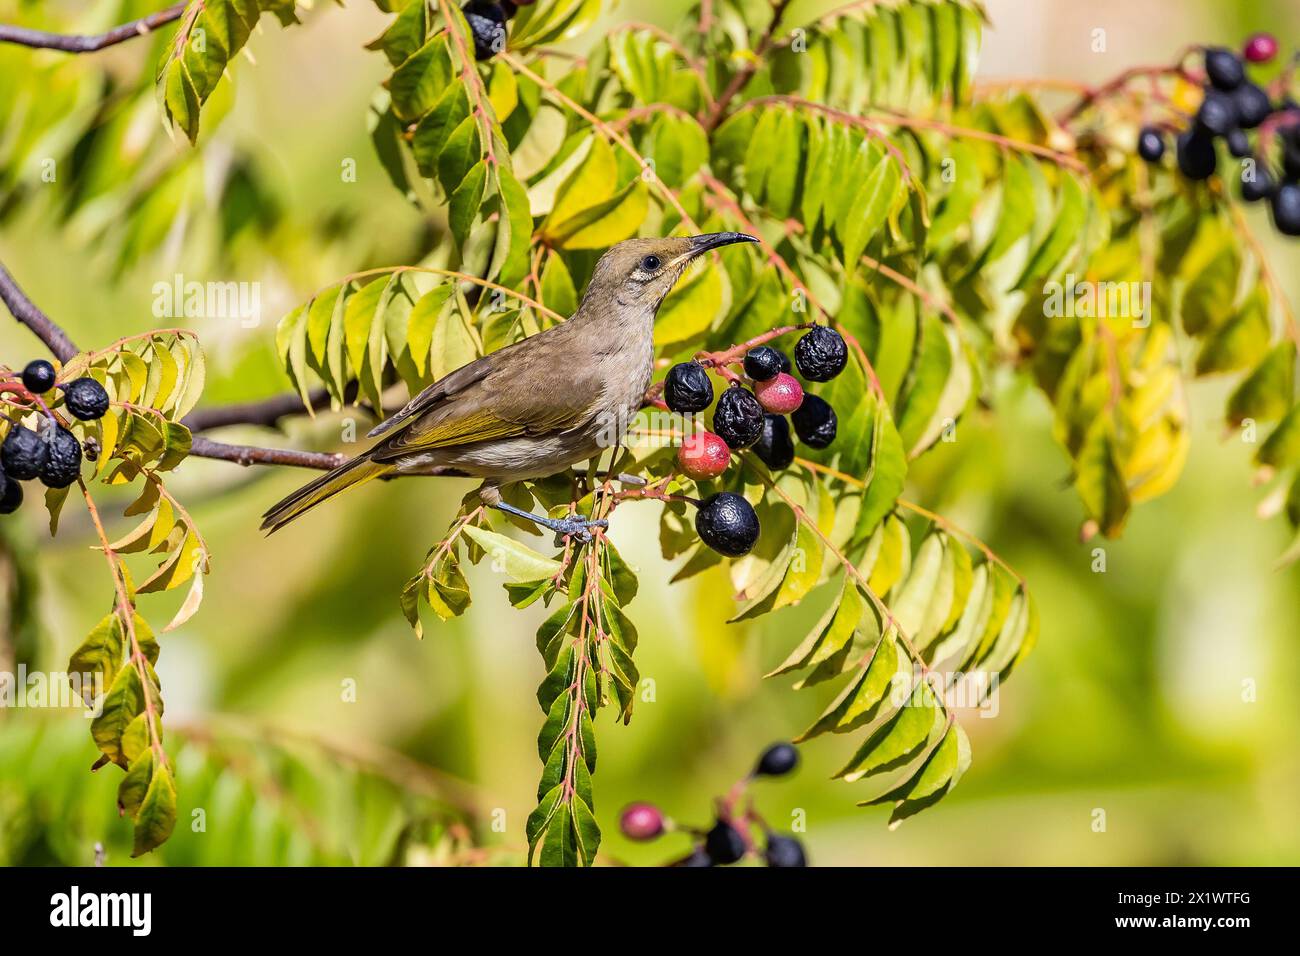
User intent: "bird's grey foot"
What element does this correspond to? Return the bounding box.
[492,502,607,544]
[548,515,609,545]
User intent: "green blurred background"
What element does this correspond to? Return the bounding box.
[2,0,1299,866]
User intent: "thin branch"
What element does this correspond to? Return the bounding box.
[182,388,337,432]
[703,0,793,131]
[435,0,498,167]
[1224,198,1300,348]
[0,3,186,53]
[0,258,388,471]
[1056,50,1199,126]
[0,261,79,361]
[868,107,1089,173]
[187,435,348,471]
[79,481,166,765]
[859,251,962,328]
[309,265,563,323]
[501,52,702,232]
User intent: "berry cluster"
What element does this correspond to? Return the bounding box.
[1137,35,1300,235]
[664,326,847,558]
[619,742,809,868]
[462,0,533,61]
[0,359,110,515]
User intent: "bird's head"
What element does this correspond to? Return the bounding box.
[581,233,758,314]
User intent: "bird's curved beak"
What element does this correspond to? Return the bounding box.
[687,232,760,256]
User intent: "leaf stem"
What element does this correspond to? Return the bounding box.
[747,457,932,678]
[502,52,702,232]
[78,479,166,765]
[702,0,794,131]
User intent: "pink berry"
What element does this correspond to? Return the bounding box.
[1244,33,1278,64]
[619,802,665,841]
[754,372,804,414]
[677,431,731,480]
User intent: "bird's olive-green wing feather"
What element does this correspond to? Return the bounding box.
[371,337,608,459]
[366,355,494,439]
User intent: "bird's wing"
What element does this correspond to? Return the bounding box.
[366,357,493,438]
[370,336,608,460]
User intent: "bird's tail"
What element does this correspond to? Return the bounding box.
[260,454,392,534]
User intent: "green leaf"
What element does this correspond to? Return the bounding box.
[91,665,150,769]
[1195,286,1271,376]
[1227,341,1295,425]
[1015,172,1086,288]
[463,526,562,581]
[68,613,124,702]
[843,154,902,271]
[655,263,725,345]
[1258,403,1300,470]
[131,761,177,857]
[1075,421,1130,537]
[836,679,945,782]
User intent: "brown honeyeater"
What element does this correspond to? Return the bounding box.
[260,232,757,536]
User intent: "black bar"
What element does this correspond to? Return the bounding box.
[0,866,1290,939]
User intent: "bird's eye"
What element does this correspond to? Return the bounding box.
[640,255,661,272]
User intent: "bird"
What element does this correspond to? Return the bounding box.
[260,232,758,537]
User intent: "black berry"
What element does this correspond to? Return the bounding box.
[663,362,714,414]
[1136,126,1165,163]
[61,377,110,421]
[1272,182,1300,237]
[754,741,799,777]
[21,360,56,394]
[1282,129,1300,180]
[1176,130,1217,180]
[711,384,764,448]
[752,414,795,470]
[743,346,785,381]
[1241,166,1276,202]
[1204,47,1244,92]
[1195,91,1238,138]
[694,492,760,557]
[790,394,837,449]
[670,847,714,867]
[793,326,847,381]
[0,475,21,515]
[764,834,808,868]
[463,1,506,61]
[1226,129,1251,158]
[1232,82,1272,129]
[500,0,517,16]
[703,820,747,865]
[2,425,47,480]
[39,426,83,489]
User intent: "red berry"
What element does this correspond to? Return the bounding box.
[754,372,804,414]
[1243,33,1278,64]
[619,802,665,841]
[677,431,730,480]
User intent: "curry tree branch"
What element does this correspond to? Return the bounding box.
[0,256,349,471]
[0,262,79,362]
[188,435,348,471]
[181,388,338,432]
[703,0,794,131]
[0,3,187,53]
